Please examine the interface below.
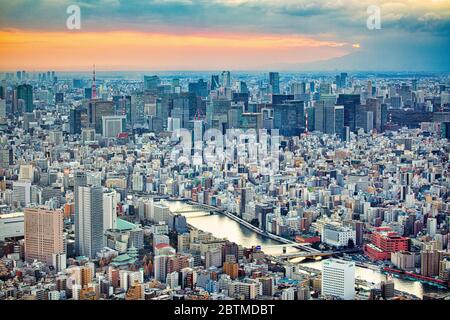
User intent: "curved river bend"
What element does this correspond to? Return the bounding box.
[165,201,448,299]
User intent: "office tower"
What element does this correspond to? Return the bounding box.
[240,112,262,130]
[335,75,341,89]
[269,72,280,94]
[334,105,345,139]
[442,122,450,139]
[356,108,373,133]
[399,83,412,106]
[87,100,115,133]
[272,94,294,105]
[319,82,331,95]
[17,84,33,113]
[366,98,382,132]
[116,95,131,121]
[273,100,305,136]
[76,186,103,258]
[306,106,315,132]
[322,259,355,300]
[232,92,249,111]
[221,71,231,88]
[188,79,208,97]
[103,190,118,232]
[13,181,32,207]
[130,93,143,125]
[340,73,348,88]
[427,218,437,237]
[237,81,249,94]
[337,94,361,133]
[314,100,338,134]
[84,87,93,99]
[211,75,220,91]
[290,82,301,95]
[171,97,190,129]
[144,75,160,92]
[69,108,82,135]
[367,80,373,97]
[390,95,402,108]
[102,115,126,138]
[380,103,388,132]
[156,95,172,128]
[192,119,204,154]
[24,208,64,264]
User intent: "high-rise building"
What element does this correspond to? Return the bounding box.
[144,75,160,93]
[154,255,169,282]
[69,108,82,135]
[427,218,437,238]
[321,259,355,300]
[337,94,361,133]
[421,249,444,277]
[24,207,64,264]
[273,100,305,136]
[171,97,190,129]
[314,100,339,135]
[211,75,220,91]
[269,72,280,94]
[188,79,208,97]
[102,115,126,138]
[17,84,33,113]
[103,190,118,232]
[88,100,115,133]
[13,181,32,207]
[221,71,231,88]
[76,184,104,258]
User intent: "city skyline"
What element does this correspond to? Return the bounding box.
[0,0,449,306]
[0,0,449,71]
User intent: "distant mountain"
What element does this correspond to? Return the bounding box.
[265,50,450,73]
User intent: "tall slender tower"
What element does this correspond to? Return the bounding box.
[92,64,97,99]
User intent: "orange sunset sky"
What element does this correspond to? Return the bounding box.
[0,0,449,71]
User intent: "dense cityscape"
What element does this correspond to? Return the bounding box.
[0,69,449,301]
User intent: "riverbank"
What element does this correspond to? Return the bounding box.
[164,199,449,299]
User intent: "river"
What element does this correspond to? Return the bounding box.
[164,200,448,299]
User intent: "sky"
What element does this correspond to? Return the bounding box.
[0,0,449,71]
